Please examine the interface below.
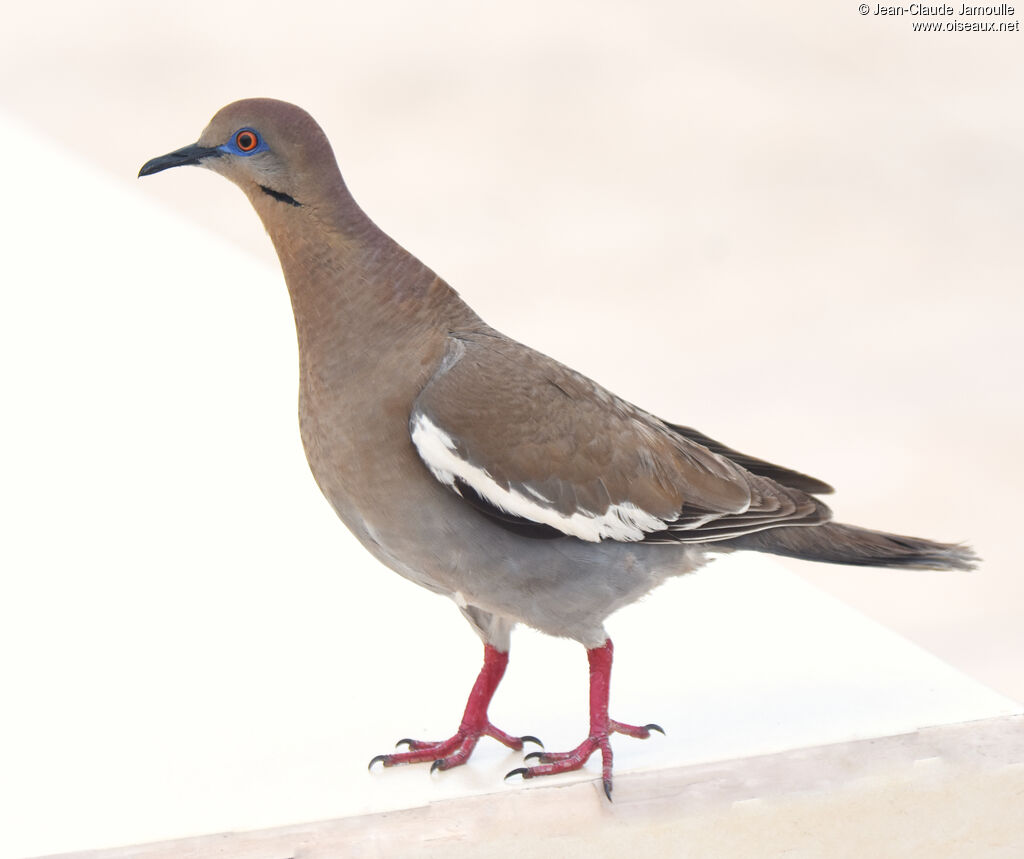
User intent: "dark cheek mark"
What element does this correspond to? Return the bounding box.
[258,184,302,207]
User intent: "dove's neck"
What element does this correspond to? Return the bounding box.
[251,181,482,403]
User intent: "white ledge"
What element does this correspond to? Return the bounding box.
[38,715,1024,859]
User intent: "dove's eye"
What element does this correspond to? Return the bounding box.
[235,129,259,152]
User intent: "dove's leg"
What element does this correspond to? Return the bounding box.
[505,638,662,800]
[368,610,540,772]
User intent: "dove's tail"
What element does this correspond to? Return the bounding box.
[726,522,977,571]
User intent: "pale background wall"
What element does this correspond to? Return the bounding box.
[2,0,1020,714]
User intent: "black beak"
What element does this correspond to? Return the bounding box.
[138,143,222,177]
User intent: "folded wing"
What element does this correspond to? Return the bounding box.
[411,332,830,543]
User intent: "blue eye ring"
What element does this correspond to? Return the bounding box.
[220,128,267,157]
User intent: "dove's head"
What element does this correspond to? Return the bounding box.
[139,98,344,214]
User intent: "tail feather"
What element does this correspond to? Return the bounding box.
[725,522,978,572]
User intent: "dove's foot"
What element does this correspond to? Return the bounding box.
[370,725,542,772]
[504,639,662,800]
[367,644,540,773]
[506,719,662,799]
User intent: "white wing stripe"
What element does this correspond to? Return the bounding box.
[411,413,669,542]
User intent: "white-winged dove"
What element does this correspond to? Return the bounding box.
[140,99,976,799]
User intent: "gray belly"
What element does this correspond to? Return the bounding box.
[298,391,708,643]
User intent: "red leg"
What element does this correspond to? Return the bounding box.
[506,639,662,800]
[368,644,541,773]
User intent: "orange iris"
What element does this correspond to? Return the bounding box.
[236,131,258,152]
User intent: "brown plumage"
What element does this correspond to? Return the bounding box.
[411,330,830,543]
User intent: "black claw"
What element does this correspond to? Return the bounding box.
[520,734,544,749]
[505,767,531,781]
[645,723,665,736]
[523,751,546,763]
[603,777,613,801]
[430,759,446,774]
[395,738,415,749]
[368,754,389,772]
